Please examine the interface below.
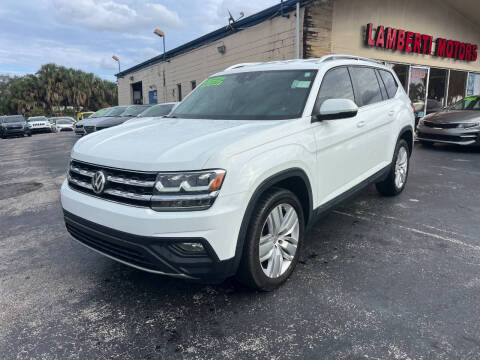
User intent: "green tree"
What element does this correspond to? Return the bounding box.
[0,64,118,117]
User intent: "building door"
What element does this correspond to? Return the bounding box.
[131,82,143,104]
[149,90,158,104]
[447,70,467,105]
[427,68,448,114]
[408,67,429,121]
[391,64,409,92]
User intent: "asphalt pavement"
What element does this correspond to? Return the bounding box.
[1,132,480,359]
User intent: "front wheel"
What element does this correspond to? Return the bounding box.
[376,139,410,196]
[236,188,305,291]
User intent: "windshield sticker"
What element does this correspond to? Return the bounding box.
[291,80,311,88]
[464,96,477,101]
[304,72,311,77]
[201,76,226,87]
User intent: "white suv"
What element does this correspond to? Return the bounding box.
[61,55,414,290]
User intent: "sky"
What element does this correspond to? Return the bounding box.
[0,0,280,82]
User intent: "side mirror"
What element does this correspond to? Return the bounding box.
[312,99,358,121]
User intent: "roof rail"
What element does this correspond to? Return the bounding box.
[319,54,385,65]
[225,62,262,70]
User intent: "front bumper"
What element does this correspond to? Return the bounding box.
[30,126,51,132]
[416,125,480,145]
[64,210,235,281]
[61,180,246,281]
[1,128,26,136]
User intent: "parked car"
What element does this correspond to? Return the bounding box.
[0,115,32,138]
[123,102,179,125]
[93,105,152,131]
[75,107,114,135]
[77,111,94,121]
[82,106,130,134]
[417,95,480,146]
[50,117,75,131]
[61,55,414,290]
[27,116,55,133]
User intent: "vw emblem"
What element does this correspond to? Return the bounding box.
[91,171,106,194]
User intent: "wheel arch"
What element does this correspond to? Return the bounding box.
[231,168,313,274]
[397,125,414,155]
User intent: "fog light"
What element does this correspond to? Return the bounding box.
[175,242,205,254]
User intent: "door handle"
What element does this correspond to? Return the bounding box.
[388,110,395,116]
[357,120,366,128]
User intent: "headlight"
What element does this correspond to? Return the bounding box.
[457,122,480,129]
[151,170,226,211]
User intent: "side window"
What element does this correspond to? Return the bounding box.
[349,67,383,106]
[314,67,355,112]
[379,69,399,98]
[375,70,388,100]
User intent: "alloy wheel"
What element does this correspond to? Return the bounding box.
[395,146,408,189]
[259,203,299,278]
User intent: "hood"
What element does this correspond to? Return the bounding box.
[423,110,480,123]
[29,120,48,125]
[95,116,131,128]
[72,117,284,171]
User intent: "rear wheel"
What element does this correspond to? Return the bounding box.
[376,139,410,196]
[236,188,304,291]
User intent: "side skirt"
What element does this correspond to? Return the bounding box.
[307,164,391,229]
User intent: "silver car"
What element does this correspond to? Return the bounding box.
[50,117,75,132]
[416,96,480,146]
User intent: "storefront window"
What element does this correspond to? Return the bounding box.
[427,68,447,114]
[409,67,428,118]
[466,73,480,96]
[447,70,467,105]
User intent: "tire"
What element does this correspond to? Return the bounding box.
[236,187,305,291]
[27,131,32,137]
[376,139,410,196]
[420,140,434,147]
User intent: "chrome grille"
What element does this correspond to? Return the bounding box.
[422,121,458,129]
[68,160,157,207]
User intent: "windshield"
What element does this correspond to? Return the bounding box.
[104,106,129,117]
[450,96,480,110]
[89,108,111,118]
[2,115,24,123]
[121,105,151,117]
[83,113,93,119]
[139,104,175,117]
[171,70,317,120]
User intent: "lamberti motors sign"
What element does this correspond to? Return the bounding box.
[365,23,478,62]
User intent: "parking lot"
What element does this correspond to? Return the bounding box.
[0,132,479,359]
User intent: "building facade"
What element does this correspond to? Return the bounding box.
[117,0,480,117]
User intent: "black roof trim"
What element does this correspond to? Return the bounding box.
[116,0,309,77]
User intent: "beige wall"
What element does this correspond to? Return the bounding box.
[331,0,480,72]
[118,8,304,105]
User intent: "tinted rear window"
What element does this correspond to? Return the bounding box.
[349,67,383,106]
[378,70,399,98]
